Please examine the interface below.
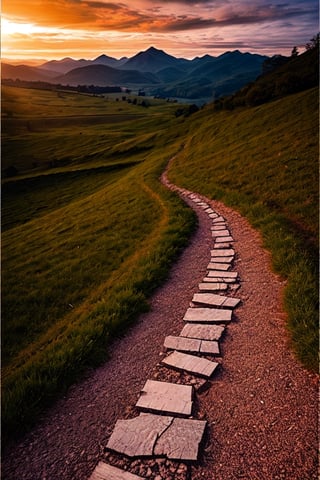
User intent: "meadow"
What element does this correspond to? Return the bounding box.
[2,86,197,437]
[2,82,318,438]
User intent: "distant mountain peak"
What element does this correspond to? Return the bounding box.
[94,53,116,61]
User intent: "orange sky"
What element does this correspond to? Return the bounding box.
[2,0,318,61]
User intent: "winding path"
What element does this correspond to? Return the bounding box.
[2,169,318,480]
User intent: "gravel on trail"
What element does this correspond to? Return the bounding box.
[2,174,318,480]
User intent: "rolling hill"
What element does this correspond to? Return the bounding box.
[55,64,160,86]
[2,63,59,82]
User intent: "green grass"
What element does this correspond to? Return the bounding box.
[168,87,319,371]
[2,83,318,440]
[2,86,196,438]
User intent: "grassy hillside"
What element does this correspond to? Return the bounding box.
[169,86,318,371]
[2,73,318,440]
[2,86,197,438]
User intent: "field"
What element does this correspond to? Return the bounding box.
[2,86,197,437]
[2,83,318,438]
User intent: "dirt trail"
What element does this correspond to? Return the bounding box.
[2,172,318,480]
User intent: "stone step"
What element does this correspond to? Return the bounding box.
[207,262,230,271]
[211,225,228,231]
[206,270,238,279]
[164,335,220,355]
[211,229,230,237]
[198,282,228,292]
[208,212,219,219]
[211,216,225,223]
[203,276,237,284]
[210,255,234,263]
[215,236,234,243]
[184,307,232,323]
[210,248,235,257]
[161,350,219,378]
[212,243,234,249]
[180,323,225,341]
[192,293,240,309]
[204,207,215,214]
[135,379,193,416]
[88,461,145,480]
[106,413,206,461]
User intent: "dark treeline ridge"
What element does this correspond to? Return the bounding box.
[2,78,123,95]
[213,40,319,110]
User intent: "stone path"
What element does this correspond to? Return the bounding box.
[87,182,242,479]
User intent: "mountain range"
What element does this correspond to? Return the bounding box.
[2,46,272,101]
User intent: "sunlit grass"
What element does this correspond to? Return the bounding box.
[2,86,196,438]
[169,87,319,371]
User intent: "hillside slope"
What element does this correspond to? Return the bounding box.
[169,85,318,370]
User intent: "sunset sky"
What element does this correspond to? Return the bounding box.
[2,0,318,61]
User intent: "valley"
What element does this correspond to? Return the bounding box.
[1,45,318,446]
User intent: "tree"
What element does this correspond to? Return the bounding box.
[291,46,299,57]
[305,33,319,50]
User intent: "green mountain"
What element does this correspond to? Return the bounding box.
[213,44,319,108]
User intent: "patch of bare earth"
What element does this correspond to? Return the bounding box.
[2,174,318,480]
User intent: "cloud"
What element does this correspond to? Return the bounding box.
[2,0,318,60]
[3,0,317,33]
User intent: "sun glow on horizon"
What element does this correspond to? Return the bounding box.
[1,18,41,37]
[1,0,318,61]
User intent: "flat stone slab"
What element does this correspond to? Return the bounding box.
[213,243,233,249]
[210,248,235,257]
[107,413,206,461]
[215,236,234,243]
[89,461,146,480]
[211,229,230,237]
[136,380,193,416]
[203,276,237,284]
[211,225,228,231]
[180,323,225,341]
[184,307,232,323]
[154,416,207,460]
[211,216,225,223]
[210,256,234,263]
[207,270,238,279]
[208,212,219,219]
[198,282,228,292]
[204,207,215,214]
[192,293,240,309]
[162,350,219,378]
[207,262,230,271]
[164,335,219,355]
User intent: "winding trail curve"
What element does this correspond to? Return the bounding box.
[2,167,318,480]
